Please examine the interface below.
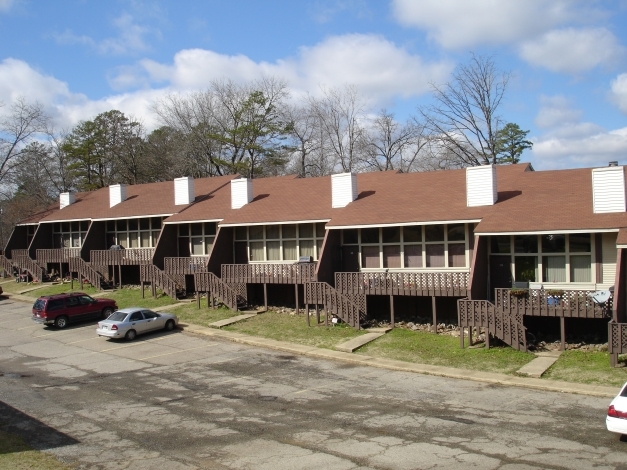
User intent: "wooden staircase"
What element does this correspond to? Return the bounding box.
[11,254,45,283]
[457,299,527,351]
[194,272,247,310]
[0,255,13,277]
[140,265,182,299]
[304,282,365,329]
[68,258,105,290]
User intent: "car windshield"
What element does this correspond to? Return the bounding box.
[33,299,46,310]
[621,384,627,397]
[108,311,128,322]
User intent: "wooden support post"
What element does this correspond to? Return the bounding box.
[325,305,328,327]
[295,284,299,314]
[460,326,464,348]
[71,275,74,289]
[306,304,310,327]
[197,291,200,309]
[390,295,395,328]
[469,326,473,346]
[560,316,566,351]
[152,282,156,298]
[141,281,145,298]
[611,352,618,368]
[59,262,62,281]
[264,283,268,311]
[316,305,320,325]
[432,296,437,333]
[118,264,122,289]
[485,329,490,349]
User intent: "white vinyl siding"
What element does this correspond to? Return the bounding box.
[331,173,358,208]
[592,166,626,213]
[466,165,497,207]
[602,232,618,286]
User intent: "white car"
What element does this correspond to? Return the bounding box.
[96,307,178,340]
[607,381,627,435]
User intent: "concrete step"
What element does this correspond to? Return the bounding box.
[516,350,562,378]
[336,331,388,353]
[209,313,257,328]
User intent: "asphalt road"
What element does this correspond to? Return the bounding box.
[1,297,626,470]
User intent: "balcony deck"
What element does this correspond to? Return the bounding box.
[335,271,470,297]
[494,288,609,319]
[36,248,81,263]
[221,263,317,284]
[164,257,209,274]
[90,248,154,266]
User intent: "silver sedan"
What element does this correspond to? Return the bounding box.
[96,307,179,340]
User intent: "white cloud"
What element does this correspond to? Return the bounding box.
[53,13,157,56]
[611,73,627,114]
[391,0,591,49]
[2,35,452,132]
[520,28,625,74]
[531,95,627,168]
[0,0,15,12]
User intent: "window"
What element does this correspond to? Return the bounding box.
[107,217,163,249]
[177,222,216,256]
[340,224,467,270]
[53,221,88,248]
[235,223,326,262]
[490,233,593,284]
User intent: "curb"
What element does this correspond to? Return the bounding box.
[180,322,620,398]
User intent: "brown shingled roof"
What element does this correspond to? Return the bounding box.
[39,175,236,222]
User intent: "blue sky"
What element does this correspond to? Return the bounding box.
[1,0,627,170]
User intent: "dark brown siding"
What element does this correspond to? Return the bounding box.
[81,221,105,261]
[29,223,53,258]
[595,233,603,283]
[469,235,488,300]
[614,248,626,323]
[207,226,234,276]
[315,229,341,286]
[4,225,29,258]
[152,224,178,269]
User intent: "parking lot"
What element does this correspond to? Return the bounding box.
[1,296,627,469]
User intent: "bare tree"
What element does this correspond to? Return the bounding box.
[0,97,49,191]
[283,103,321,177]
[361,110,429,172]
[308,85,368,173]
[420,54,509,167]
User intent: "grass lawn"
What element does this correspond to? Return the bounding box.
[0,430,73,469]
[224,310,367,349]
[542,351,627,387]
[170,303,247,327]
[357,328,535,374]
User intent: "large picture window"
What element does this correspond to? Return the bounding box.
[234,223,326,262]
[343,224,468,270]
[177,222,216,256]
[53,221,89,248]
[106,217,163,249]
[490,233,593,284]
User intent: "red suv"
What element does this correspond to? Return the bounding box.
[32,292,118,329]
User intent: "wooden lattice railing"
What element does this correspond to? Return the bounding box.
[68,258,103,290]
[221,263,317,284]
[90,248,154,266]
[11,254,45,282]
[305,282,363,329]
[495,288,609,319]
[10,249,29,259]
[608,321,627,367]
[140,265,179,299]
[0,254,14,276]
[457,298,527,351]
[164,257,209,274]
[335,271,469,297]
[36,248,81,264]
[194,272,246,310]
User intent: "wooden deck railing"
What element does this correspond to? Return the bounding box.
[609,321,627,367]
[12,255,45,282]
[335,271,469,297]
[221,263,317,284]
[10,249,29,259]
[91,248,154,266]
[194,272,246,310]
[36,248,81,264]
[68,258,103,290]
[164,257,209,274]
[457,299,527,351]
[140,264,179,299]
[494,288,609,319]
[0,255,14,276]
[305,282,363,329]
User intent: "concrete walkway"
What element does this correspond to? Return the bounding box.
[209,313,258,328]
[336,327,391,352]
[516,350,563,378]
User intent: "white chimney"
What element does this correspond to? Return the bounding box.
[332,173,358,208]
[466,165,497,207]
[174,176,195,205]
[231,178,253,209]
[592,166,626,213]
[59,192,75,209]
[109,184,128,208]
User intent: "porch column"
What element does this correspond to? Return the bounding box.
[306,304,310,326]
[460,327,464,348]
[118,263,122,289]
[264,283,268,311]
[560,317,566,351]
[432,296,437,333]
[295,284,299,314]
[485,328,490,349]
[390,295,395,328]
[316,305,320,325]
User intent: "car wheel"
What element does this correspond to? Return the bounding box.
[102,307,113,320]
[164,320,175,331]
[125,329,137,341]
[54,316,69,329]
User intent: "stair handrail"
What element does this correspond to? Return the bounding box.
[305,282,362,329]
